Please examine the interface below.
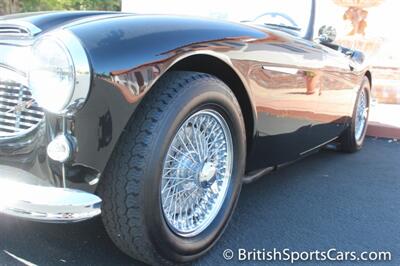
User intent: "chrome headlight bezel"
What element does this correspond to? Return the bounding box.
[29,29,91,115]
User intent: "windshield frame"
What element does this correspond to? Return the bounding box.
[242,0,316,40]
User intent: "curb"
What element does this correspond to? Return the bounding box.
[367,122,400,139]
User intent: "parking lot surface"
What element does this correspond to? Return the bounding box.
[0,138,399,265]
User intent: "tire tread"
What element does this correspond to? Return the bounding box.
[97,71,235,265]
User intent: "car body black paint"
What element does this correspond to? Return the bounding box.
[0,11,370,192]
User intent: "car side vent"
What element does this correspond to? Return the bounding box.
[0,22,41,37]
[0,25,30,36]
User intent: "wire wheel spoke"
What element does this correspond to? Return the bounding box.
[355,89,368,141]
[161,109,233,237]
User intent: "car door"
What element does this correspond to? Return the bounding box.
[307,44,360,147]
[244,33,327,170]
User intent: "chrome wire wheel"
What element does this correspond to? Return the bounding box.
[161,109,233,237]
[354,88,369,141]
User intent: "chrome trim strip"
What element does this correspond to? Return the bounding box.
[300,136,339,156]
[262,65,299,75]
[0,178,101,222]
[0,44,32,75]
[0,66,28,85]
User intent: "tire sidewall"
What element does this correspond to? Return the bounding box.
[141,77,246,262]
[352,77,371,148]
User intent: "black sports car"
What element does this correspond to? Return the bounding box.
[0,0,371,264]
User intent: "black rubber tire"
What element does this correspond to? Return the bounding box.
[97,71,246,265]
[340,76,371,152]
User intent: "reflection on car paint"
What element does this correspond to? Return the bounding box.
[0,12,370,192]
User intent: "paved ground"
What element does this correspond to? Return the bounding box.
[0,138,399,265]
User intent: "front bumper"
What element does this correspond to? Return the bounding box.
[0,36,103,223]
[0,166,101,223]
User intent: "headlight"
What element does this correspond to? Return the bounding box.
[29,30,91,114]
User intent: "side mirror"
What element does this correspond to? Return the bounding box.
[318,25,337,43]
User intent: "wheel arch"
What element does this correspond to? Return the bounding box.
[365,70,372,88]
[75,52,258,189]
[160,53,257,154]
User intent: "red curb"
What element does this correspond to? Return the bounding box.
[367,122,400,139]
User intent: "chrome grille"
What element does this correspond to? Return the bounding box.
[0,82,44,137]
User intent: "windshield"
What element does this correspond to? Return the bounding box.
[123,0,312,34]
